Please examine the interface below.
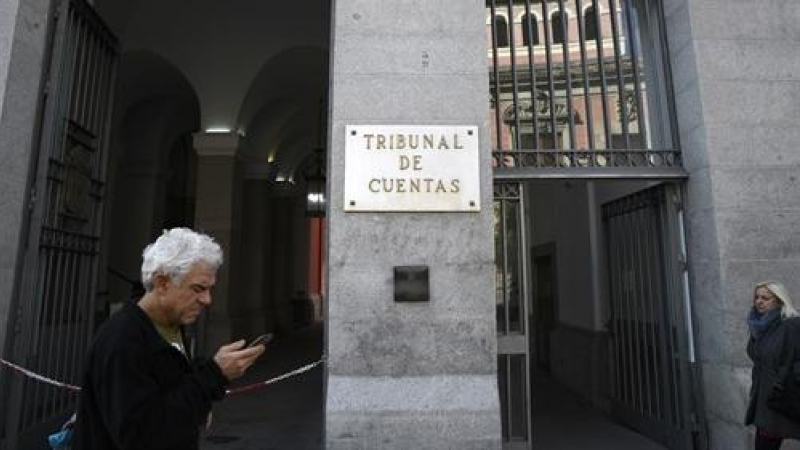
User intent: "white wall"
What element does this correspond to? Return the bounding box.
[527,180,596,330]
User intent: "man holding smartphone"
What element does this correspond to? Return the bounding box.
[73,228,266,450]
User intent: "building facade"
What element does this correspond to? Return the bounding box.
[0,0,799,449]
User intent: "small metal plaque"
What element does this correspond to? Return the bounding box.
[344,125,480,212]
[394,266,429,303]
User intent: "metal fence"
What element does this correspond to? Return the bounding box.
[486,0,682,177]
[1,0,117,446]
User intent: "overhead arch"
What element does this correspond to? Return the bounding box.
[238,46,327,131]
[112,50,200,165]
[237,46,328,179]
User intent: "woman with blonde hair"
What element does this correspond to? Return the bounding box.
[745,281,800,449]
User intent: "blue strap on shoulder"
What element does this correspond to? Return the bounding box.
[48,428,74,449]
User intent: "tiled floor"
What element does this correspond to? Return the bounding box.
[200,324,674,450]
[530,373,667,450]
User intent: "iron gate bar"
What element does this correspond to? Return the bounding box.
[70,17,87,124]
[501,197,511,440]
[654,0,681,153]
[644,202,661,418]
[606,210,618,402]
[541,0,558,142]
[661,198,684,427]
[522,185,532,447]
[502,196,510,335]
[606,0,629,149]
[663,199,682,426]
[622,201,638,411]
[575,0,596,150]
[642,203,661,419]
[632,201,662,416]
[638,205,653,416]
[660,195,680,425]
[522,0,541,149]
[621,0,648,148]
[615,210,627,406]
[630,205,645,413]
[555,0,576,148]
[43,244,63,419]
[592,0,613,149]
[506,0,522,149]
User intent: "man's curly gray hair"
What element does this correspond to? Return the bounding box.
[141,228,223,291]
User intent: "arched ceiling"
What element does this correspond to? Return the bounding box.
[238,46,328,179]
[94,0,330,175]
[114,50,199,122]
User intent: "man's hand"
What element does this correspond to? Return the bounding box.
[213,339,265,381]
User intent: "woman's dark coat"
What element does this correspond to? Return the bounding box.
[73,301,229,450]
[746,315,800,438]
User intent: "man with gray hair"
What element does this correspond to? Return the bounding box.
[73,228,265,450]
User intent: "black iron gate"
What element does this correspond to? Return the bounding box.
[1,0,117,446]
[494,182,532,450]
[603,184,702,450]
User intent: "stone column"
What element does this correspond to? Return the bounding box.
[193,132,240,353]
[326,1,501,449]
[0,0,50,360]
[233,178,270,338]
[665,0,800,448]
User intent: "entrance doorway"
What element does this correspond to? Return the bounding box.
[495,180,703,450]
[0,0,331,447]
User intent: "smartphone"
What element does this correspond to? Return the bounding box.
[247,333,273,348]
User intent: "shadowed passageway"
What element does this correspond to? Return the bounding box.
[200,324,324,450]
[532,371,667,450]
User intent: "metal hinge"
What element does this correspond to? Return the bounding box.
[27,188,37,212]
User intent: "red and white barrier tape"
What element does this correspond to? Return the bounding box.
[0,356,325,396]
[226,358,325,396]
[0,358,81,392]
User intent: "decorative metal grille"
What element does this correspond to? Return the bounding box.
[1,0,117,444]
[493,181,522,200]
[487,0,682,177]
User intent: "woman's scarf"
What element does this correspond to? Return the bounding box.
[748,306,782,340]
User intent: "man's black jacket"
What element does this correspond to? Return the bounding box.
[73,301,228,450]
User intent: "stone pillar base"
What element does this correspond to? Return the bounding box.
[326,375,501,450]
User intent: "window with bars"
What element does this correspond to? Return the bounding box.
[486,0,681,171]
